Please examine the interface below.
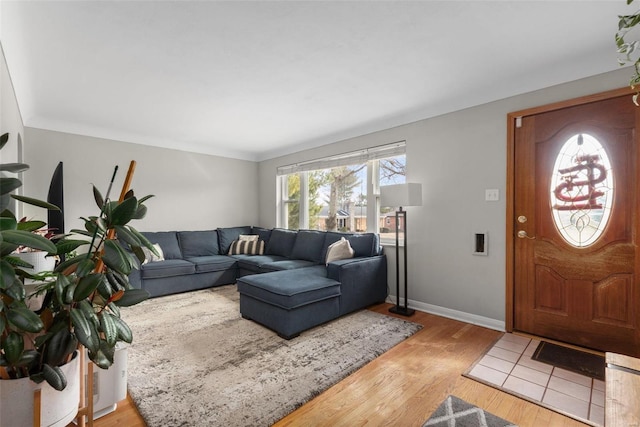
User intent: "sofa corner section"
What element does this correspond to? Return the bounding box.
[327,255,388,315]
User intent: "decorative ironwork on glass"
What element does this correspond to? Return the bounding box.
[550,133,613,247]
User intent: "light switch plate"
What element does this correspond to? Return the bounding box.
[485,189,499,201]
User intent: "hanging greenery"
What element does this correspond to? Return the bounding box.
[617,0,640,103]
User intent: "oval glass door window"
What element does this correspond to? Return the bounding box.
[549,133,613,247]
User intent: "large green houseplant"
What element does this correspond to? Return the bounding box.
[0,132,155,391]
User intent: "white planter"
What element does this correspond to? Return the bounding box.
[0,352,80,427]
[14,251,56,274]
[83,344,128,420]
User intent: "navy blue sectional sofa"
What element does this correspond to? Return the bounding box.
[127,226,388,338]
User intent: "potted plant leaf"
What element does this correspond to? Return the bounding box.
[0,132,156,426]
[11,221,60,284]
[617,0,640,103]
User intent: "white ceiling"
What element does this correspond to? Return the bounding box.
[0,1,632,161]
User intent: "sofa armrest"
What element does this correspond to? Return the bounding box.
[327,255,388,315]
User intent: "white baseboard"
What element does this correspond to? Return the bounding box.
[386,297,505,332]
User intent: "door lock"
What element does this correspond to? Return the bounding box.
[517,216,527,223]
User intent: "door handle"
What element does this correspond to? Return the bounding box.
[517,230,535,239]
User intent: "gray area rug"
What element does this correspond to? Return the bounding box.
[122,285,422,426]
[424,395,518,427]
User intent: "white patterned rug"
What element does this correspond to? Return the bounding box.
[122,284,422,426]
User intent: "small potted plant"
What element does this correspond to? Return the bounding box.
[0,132,156,426]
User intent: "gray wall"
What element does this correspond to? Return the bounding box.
[1,43,24,216]
[22,128,259,233]
[258,67,632,329]
[1,45,23,150]
[0,45,24,163]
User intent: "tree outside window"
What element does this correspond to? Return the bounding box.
[280,152,406,237]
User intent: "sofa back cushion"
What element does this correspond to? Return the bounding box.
[290,230,325,263]
[325,237,355,264]
[265,228,298,258]
[347,233,381,257]
[251,226,272,246]
[217,226,252,255]
[178,230,219,257]
[321,232,348,261]
[322,232,380,258]
[141,232,182,259]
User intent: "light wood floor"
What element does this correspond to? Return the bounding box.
[87,303,588,426]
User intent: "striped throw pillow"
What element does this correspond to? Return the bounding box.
[228,239,265,255]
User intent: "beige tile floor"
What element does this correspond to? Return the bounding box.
[467,333,604,426]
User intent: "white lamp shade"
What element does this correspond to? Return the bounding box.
[380,183,423,208]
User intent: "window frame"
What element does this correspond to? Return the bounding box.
[276,142,406,240]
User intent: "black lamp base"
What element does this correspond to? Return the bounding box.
[389,305,415,317]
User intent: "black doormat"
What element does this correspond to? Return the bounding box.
[532,341,605,381]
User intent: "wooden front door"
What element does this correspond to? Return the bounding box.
[510,91,640,357]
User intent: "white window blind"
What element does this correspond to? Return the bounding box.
[276,141,406,176]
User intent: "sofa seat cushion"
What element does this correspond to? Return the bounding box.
[261,259,317,272]
[231,254,288,272]
[237,267,340,310]
[140,259,196,279]
[186,255,236,273]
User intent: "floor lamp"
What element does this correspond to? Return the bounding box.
[380,183,422,317]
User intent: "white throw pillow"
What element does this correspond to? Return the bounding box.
[325,237,355,265]
[238,234,259,242]
[142,243,165,265]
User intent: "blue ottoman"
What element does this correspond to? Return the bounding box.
[237,266,341,339]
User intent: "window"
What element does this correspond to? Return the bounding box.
[550,133,613,247]
[277,142,406,241]
[282,173,301,230]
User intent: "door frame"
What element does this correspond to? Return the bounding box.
[505,86,635,332]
